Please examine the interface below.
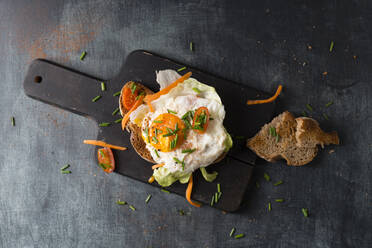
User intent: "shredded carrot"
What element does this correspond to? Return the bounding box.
[186,173,201,207]
[144,72,192,112]
[148,176,155,183]
[151,163,164,170]
[247,85,283,105]
[148,102,154,112]
[83,140,127,151]
[121,95,145,130]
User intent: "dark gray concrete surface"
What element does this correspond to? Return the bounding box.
[0,1,371,247]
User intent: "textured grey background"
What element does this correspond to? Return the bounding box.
[0,0,371,247]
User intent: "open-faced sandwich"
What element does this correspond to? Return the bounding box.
[118,70,233,206]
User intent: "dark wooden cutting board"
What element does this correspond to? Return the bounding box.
[23,50,276,212]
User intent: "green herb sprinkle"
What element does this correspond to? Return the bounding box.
[92,95,101,102]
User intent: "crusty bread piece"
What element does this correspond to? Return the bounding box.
[247,111,339,166]
[119,81,229,166]
[295,117,339,148]
[119,82,155,163]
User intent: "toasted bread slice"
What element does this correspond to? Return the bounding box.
[119,81,229,166]
[119,81,155,163]
[247,111,339,166]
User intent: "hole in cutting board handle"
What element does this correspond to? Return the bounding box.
[34,76,42,83]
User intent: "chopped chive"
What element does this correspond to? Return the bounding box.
[217,183,221,193]
[113,91,121,97]
[144,127,149,137]
[325,101,334,107]
[99,122,110,127]
[174,123,179,132]
[179,209,185,216]
[166,127,175,134]
[276,134,280,143]
[177,66,187,72]
[101,82,106,91]
[7,117,17,129]
[152,136,159,144]
[80,51,86,60]
[167,109,177,114]
[135,91,145,100]
[130,82,137,94]
[329,41,334,52]
[11,117,15,126]
[181,111,192,120]
[99,149,105,158]
[323,113,329,120]
[215,192,218,203]
[229,227,236,237]
[161,189,170,194]
[182,148,196,154]
[268,202,272,211]
[173,157,183,164]
[182,160,185,171]
[189,42,194,51]
[183,118,192,129]
[129,205,136,211]
[218,192,222,199]
[163,132,174,137]
[302,111,308,117]
[306,104,313,112]
[92,95,101,102]
[170,139,176,149]
[256,181,260,188]
[275,199,284,202]
[145,194,152,204]
[263,172,270,181]
[234,234,245,239]
[269,127,277,137]
[61,170,71,174]
[192,87,201,94]
[112,108,120,115]
[60,164,70,171]
[154,128,158,136]
[274,180,283,186]
[210,195,215,206]
[302,208,309,217]
[116,200,127,205]
[153,120,163,123]
[114,118,123,123]
[154,149,160,158]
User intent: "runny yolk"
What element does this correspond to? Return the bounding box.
[145,113,186,152]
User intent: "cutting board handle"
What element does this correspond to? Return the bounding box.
[23,59,109,120]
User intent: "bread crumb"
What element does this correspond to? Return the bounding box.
[353,55,357,60]
[329,149,335,154]
[307,45,312,50]
[322,71,328,76]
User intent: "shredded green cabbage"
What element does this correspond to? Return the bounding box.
[200,167,218,182]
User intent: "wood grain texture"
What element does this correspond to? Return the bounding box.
[0,0,371,247]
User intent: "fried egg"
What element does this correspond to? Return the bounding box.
[129,70,229,174]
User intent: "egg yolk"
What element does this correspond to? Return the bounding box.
[147,113,186,152]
